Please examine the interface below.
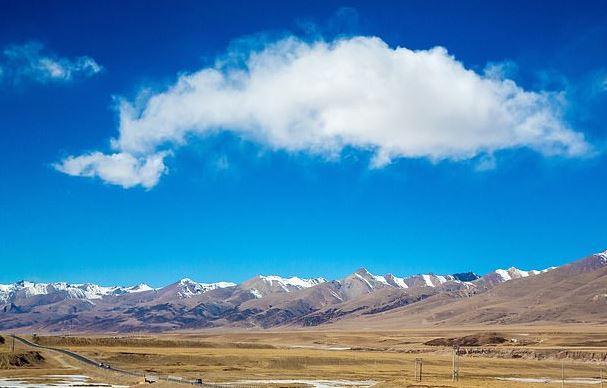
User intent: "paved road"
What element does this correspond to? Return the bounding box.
[13,335,145,378]
[12,335,257,387]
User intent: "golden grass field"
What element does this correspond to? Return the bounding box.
[3,327,607,387]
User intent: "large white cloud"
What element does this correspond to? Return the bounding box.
[55,36,589,188]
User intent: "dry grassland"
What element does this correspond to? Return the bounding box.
[4,327,607,387]
[7,327,607,388]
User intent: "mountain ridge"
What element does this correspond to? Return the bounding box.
[0,264,542,302]
[1,250,603,332]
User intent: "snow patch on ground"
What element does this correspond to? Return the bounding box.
[249,289,263,299]
[0,375,128,388]
[496,377,603,385]
[231,379,376,387]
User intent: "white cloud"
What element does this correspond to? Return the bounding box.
[599,74,607,92]
[484,60,519,80]
[2,42,102,84]
[55,35,590,189]
[54,151,169,189]
[474,154,497,172]
[215,155,230,171]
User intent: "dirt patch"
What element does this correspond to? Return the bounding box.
[0,351,45,368]
[424,332,508,347]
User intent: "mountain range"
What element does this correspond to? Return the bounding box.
[1,250,605,332]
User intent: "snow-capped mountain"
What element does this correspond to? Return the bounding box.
[238,275,326,298]
[563,249,607,273]
[478,266,554,287]
[341,268,478,298]
[493,267,544,281]
[0,280,154,304]
[404,274,459,288]
[0,263,555,307]
[339,268,476,300]
[257,275,326,290]
[173,278,236,298]
[384,274,409,288]
[336,265,558,300]
[126,283,154,293]
[3,249,607,332]
[592,250,607,265]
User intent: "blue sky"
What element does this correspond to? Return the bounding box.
[1,1,606,287]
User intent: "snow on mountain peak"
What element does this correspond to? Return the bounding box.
[214,281,238,288]
[490,265,555,284]
[353,272,374,289]
[175,278,236,298]
[494,269,513,281]
[355,267,371,275]
[409,274,456,288]
[421,274,434,287]
[494,267,530,281]
[385,274,408,288]
[0,280,159,304]
[371,274,389,286]
[129,283,153,292]
[595,250,607,263]
[352,269,393,288]
[392,276,408,289]
[258,275,326,290]
[249,289,263,299]
[0,259,571,306]
[349,269,464,289]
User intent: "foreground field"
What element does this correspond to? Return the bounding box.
[0,334,141,387]
[4,327,607,387]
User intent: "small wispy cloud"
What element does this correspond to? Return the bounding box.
[1,41,102,85]
[484,60,519,80]
[214,155,230,171]
[474,154,497,172]
[54,151,169,189]
[596,72,607,93]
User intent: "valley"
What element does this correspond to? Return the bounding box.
[3,250,607,386]
[5,328,607,387]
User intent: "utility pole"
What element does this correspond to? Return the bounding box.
[601,369,604,388]
[452,346,460,382]
[414,358,423,382]
[561,359,565,388]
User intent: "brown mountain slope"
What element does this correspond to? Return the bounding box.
[2,251,605,332]
[335,253,607,329]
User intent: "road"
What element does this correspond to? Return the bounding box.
[12,335,258,387]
